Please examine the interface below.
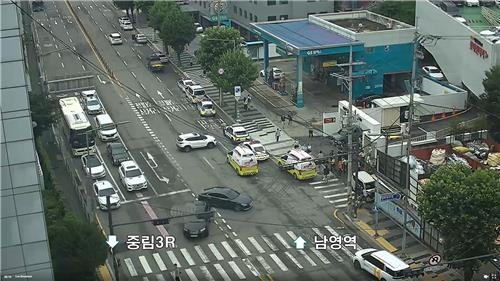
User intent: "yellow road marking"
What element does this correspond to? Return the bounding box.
[375,236,398,253]
[98,265,113,281]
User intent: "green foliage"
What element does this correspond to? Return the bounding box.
[196,27,242,73]
[370,1,415,25]
[49,214,108,281]
[209,49,259,93]
[481,66,500,131]
[160,7,196,65]
[29,93,57,137]
[134,0,154,16]
[148,1,175,31]
[417,164,500,281]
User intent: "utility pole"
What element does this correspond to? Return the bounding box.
[347,44,354,206]
[402,19,419,257]
[107,196,120,281]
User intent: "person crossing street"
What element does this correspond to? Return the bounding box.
[275,127,281,142]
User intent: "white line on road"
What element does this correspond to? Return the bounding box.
[199,266,215,281]
[61,62,64,68]
[194,245,210,263]
[166,251,180,267]
[123,60,128,66]
[137,54,142,60]
[248,237,266,253]
[221,241,238,258]
[167,88,174,96]
[153,253,167,271]
[286,231,297,240]
[310,178,339,185]
[156,76,162,82]
[54,44,58,49]
[57,53,61,58]
[228,261,246,280]
[270,253,289,271]
[180,248,195,266]
[140,83,146,90]
[164,113,172,122]
[310,247,331,264]
[214,263,231,281]
[298,250,317,266]
[242,258,260,277]
[124,258,138,276]
[285,251,303,269]
[185,268,199,281]
[155,274,166,281]
[99,27,103,32]
[69,38,73,43]
[256,256,274,274]
[131,71,136,78]
[208,243,224,261]
[261,235,279,251]
[139,256,152,273]
[235,239,252,256]
[202,156,215,170]
[274,233,291,249]
[81,65,86,71]
[116,51,120,56]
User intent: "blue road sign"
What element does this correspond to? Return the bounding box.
[380,192,401,202]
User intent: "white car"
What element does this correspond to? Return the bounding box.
[120,21,133,31]
[453,16,467,25]
[118,16,130,25]
[480,26,500,36]
[422,66,444,80]
[93,180,121,210]
[223,124,250,143]
[81,89,97,100]
[81,154,106,179]
[194,22,204,33]
[353,248,415,281]
[242,140,269,161]
[197,100,216,117]
[466,0,480,6]
[84,96,102,115]
[176,133,217,152]
[260,67,284,79]
[177,79,196,93]
[108,33,123,45]
[119,160,147,191]
[133,33,147,44]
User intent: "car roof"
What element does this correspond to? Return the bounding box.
[201,100,213,105]
[234,145,254,155]
[181,79,194,83]
[121,160,137,169]
[288,149,312,160]
[371,250,410,271]
[232,126,247,132]
[357,171,375,183]
[81,90,96,96]
[86,96,98,101]
[109,142,124,148]
[204,186,235,194]
[110,33,121,37]
[94,180,113,190]
[179,132,201,138]
[189,85,203,90]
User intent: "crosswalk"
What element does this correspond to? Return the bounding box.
[308,178,349,209]
[119,227,358,281]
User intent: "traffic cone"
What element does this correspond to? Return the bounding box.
[431,113,436,121]
[441,111,446,119]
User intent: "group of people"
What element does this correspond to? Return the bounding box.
[317,150,346,182]
[280,111,294,128]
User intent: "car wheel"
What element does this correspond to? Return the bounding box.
[353,260,361,270]
[234,205,242,211]
[184,146,192,152]
[207,142,215,148]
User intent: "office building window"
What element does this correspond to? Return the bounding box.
[239,8,242,16]
[244,11,247,18]
[267,0,276,5]
[233,6,237,13]
[254,15,258,22]
[268,16,276,21]
[279,15,288,20]
[279,0,288,4]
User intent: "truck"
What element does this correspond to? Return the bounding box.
[148,59,164,72]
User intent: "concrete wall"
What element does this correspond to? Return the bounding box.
[356,29,415,47]
[416,0,500,98]
[417,77,468,114]
[339,100,381,134]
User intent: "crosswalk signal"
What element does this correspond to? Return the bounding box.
[152,218,169,225]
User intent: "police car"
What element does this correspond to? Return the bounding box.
[242,140,269,161]
[197,100,216,117]
[223,124,250,144]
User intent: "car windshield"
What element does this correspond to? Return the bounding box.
[254,146,265,152]
[429,68,441,74]
[223,189,239,200]
[98,187,115,197]
[194,90,206,96]
[111,34,121,38]
[203,104,213,109]
[186,81,194,86]
[274,69,283,74]
[235,130,248,136]
[101,123,116,130]
[125,168,142,177]
[87,155,101,167]
[87,99,99,106]
[112,145,126,154]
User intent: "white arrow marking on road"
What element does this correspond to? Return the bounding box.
[140,151,170,184]
[157,90,164,99]
[97,75,106,84]
[106,235,118,248]
[294,236,306,250]
[146,152,158,168]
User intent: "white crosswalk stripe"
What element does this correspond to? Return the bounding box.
[181,248,196,266]
[248,236,266,253]
[228,261,246,279]
[155,274,166,281]
[285,251,303,269]
[324,225,357,257]
[257,256,274,274]
[312,227,345,262]
[124,258,138,277]
[309,180,349,208]
[242,258,260,276]
[235,239,252,256]
[214,263,231,281]
[310,247,331,264]
[153,253,167,271]
[199,265,215,281]
[274,233,291,249]
[221,241,238,258]
[208,243,224,261]
[261,235,279,251]
[194,245,210,263]
[142,277,149,281]
[269,253,289,271]
[167,250,181,267]
[185,268,199,281]
[298,250,317,267]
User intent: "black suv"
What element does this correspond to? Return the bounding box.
[183,201,212,239]
[106,142,130,166]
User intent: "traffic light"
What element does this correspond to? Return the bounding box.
[152,218,169,225]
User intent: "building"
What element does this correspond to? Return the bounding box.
[416,0,500,99]
[1,1,55,280]
[250,11,415,107]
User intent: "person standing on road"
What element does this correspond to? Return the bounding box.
[317,150,324,160]
[275,128,281,142]
[322,165,330,183]
[308,123,314,138]
[287,112,293,125]
[280,115,286,128]
[243,97,249,111]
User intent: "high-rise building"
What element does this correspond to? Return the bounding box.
[1,1,55,280]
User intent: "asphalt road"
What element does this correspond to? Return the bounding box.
[32,1,377,280]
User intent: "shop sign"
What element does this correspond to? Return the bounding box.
[209,14,229,22]
[322,60,337,67]
[306,49,322,56]
[323,117,336,123]
[470,37,489,59]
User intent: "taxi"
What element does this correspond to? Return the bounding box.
[227,145,259,176]
[223,124,250,144]
[197,100,216,117]
[242,140,269,161]
[278,148,317,180]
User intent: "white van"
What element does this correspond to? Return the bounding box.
[353,248,415,280]
[186,85,207,104]
[95,114,118,141]
[356,170,376,199]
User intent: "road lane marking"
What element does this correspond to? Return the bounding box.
[285,251,303,269]
[124,258,138,276]
[116,51,120,56]
[153,253,167,271]
[286,231,297,240]
[167,88,174,96]
[185,268,199,281]
[248,237,265,254]
[270,253,289,271]
[140,83,146,90]
[58,52,61,58]
[181,248,196,266]
[214,263,231,281]
[123,60,128,66]
[228,261,246,279]
[221,241,238,258]
[155,274,166,281]
[235,239,252,256]
[142,277,149,281]
[310,247,331,264]
[130,71,136,78]
[199,266,215,281]
[194,245,210,263]
[137,54,142,60]
[167,250,180,266]
[139,256,152,273]
[298,250,317,266]
[273,233,291,249]
[156,76,162,82]
[256,256,274,274]
[82,65,86,71]
[202,156,215,170]
[261,235,278,251]
[208,243,224,261]
[61,62,64,68]
[69,38,73,43]
[242,258,260,276]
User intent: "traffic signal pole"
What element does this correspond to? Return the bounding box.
[107,196,120,281]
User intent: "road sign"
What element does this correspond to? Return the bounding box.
[428,254,442,266]
[234,86,241,101]
[218,68,224,75]
[379,192,401,202]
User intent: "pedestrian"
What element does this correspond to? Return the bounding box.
[322,165,330,183]
[308,124,314,138]
[247,95,252,108]
[280,115,286,128]
[243,97,249,111]
[173,264,181,281]
[306,143,312,153]
[287,112,293,125]
[293,140,300,149]
[317,150,324,160]
[275,128,281,142]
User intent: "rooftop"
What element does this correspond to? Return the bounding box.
[458,6,500,33]
[330,18,391,32]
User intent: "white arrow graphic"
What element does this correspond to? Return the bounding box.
[294,236,306,250]
[157,90,164,99]
[106,235,119,249]
[159,177,169,184]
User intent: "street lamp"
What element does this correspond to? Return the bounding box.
[218,68,224,106]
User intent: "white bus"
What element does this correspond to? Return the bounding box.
[59,97,95,156]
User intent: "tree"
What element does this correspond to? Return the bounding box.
[113,0,135,21]
[159,7,196,65]
[48,214,108,281]
[481,66,500,132]
[134,0,154,16]
[29,93,57,137]
[196,27,242,73]
[370,1,415,25]
[417,164,500,281]
[209,49,259,94]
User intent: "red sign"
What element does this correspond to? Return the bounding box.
[323,117,336,124]
[470,39,489,59]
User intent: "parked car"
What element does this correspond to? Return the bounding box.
[132,33,147,44]
[422,66,444,80]
[81,89,97,100]
[223,124,250,144]
[197,187,253,211]
[149,52,168,64]
[107,142,130,165]
[118,16,131,25]
[176,133,217,152]
[353,248,415,280]
[194,22,204,33]
[259,67,284,79]
[119,160,147,192]
[120,21,133,31]
[93,180,121,210]
[81,154,106,179]
[84,96,102,115]
[465,0,480,6]
[108,33,123,45]
[177,79,196,93]
[242,140,269,161]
